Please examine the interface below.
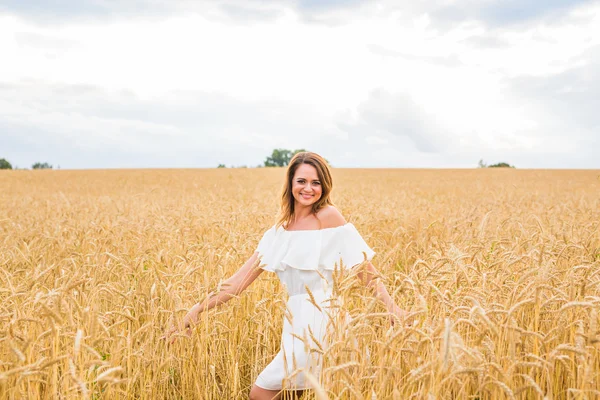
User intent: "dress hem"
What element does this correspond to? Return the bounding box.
[254,381,312,391]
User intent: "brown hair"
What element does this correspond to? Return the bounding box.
[276,152,334,229]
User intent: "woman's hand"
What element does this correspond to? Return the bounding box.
[389,304,412,327]
[162,318,193,344]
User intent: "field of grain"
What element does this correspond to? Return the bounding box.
[1,168,599,399]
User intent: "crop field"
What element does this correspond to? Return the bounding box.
[1,168,599,399]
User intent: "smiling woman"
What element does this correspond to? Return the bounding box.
[278,152,334,231]
[292,166,323,204]
[166,151,409,399]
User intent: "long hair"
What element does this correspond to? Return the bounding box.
[276,152,335,229]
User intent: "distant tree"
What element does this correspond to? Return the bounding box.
[32,162,53,169]
[217,164,226,168]
[0,158,12,170]
[264,148,307,167]
[488,162,514,168]
[478,159,514,168]
[264,149,292,167]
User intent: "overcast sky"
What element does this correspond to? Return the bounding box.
[1,0,599,169]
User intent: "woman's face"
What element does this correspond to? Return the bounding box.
[291,163,322,208]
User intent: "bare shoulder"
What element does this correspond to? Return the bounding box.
[316,205,347,229]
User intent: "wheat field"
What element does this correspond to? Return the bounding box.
[1,168,599,399]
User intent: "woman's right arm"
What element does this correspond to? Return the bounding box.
[167,251,264,341]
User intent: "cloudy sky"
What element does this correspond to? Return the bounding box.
[1,0,599,169]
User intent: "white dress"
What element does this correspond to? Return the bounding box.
[253,223,375,390]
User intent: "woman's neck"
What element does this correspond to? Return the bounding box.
[293,203,314,221]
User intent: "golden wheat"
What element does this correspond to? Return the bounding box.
[0,168,599,399]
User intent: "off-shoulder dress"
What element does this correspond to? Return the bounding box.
[254,223,375,390]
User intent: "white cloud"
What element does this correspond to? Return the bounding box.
[0,0,599,168]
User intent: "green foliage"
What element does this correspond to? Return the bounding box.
[488,162,514,168]
[478,160,515,168]
[32,162,53,170]
[217,164,226,168]
[0,158,12,170]
[264,148,307,167]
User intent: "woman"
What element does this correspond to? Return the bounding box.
[166,152,409,400]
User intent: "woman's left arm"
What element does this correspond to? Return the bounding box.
[356,261,409,326]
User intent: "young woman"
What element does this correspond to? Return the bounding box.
[166,152,409,400]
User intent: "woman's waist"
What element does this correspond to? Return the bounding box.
[286,287,333,299]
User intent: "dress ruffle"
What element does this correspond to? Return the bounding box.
[256,223,375,272]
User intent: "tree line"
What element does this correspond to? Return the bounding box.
[478,160,515,168]
[219,151,515,168]
[218,148,309,168]
[0,153,515,170]
[0,159,53,170]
